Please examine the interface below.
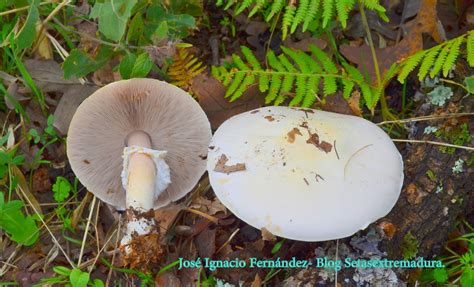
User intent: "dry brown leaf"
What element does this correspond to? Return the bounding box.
[35,23,53,60]
[192,73,265,129]
[155,271,181,287]
[261,227,276,242]
[189,196,227,216]
[347,90,362,116]
[71,192,92,230]
[154,203,185,235]
[250,273,262,287]
[53,85,98,135]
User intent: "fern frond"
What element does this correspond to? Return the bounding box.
[429,41,453,78]
[303,76,320,107]
[235,0,254,15]
[169,48,206,92]
[362,0,386,13]
[265,0,285,22]
[322,0,334,28]
[397,50,427,83]
[282,5,296,40]
[241,46,262,70]
[442,36,463,77]
[213,45,388,109]
[266,74,282,103]
[417,46,441,81]
[302,0,321,31]
[310,45,338,73]
[291,0,309,33]
[468,31,474,67]
[336,0,355,28]
[249,0,267,17]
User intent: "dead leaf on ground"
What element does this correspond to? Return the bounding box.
[250,273,262,287]
[261,227,276,242]
[320,93,357,116]
[154,203,185,235]
[189,196,227,216]
[195,226,216,258]
[340,0,444,84]
[53,85,98,135]
[192,73,264,129]
[155,271,181,287]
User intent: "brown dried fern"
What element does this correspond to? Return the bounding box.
[168,48,206,93]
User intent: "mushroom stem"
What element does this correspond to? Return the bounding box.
[125,130,156,210]
[120,130,163,263]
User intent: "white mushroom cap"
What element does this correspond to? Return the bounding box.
[67,79,211,209]
[207,106,403,241]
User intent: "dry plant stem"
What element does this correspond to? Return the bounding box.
[216,228,240,254]
[185,207,219,223]
[0,1,51,17]
[77,195,96,267]
[377,112,474,126]
[107,215,121,287]
[358,0,394,121]
[32,0,71,53]
[392,139,474,151]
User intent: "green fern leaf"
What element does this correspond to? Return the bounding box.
[225,72,245,98]
[397,50,427,83]
[278,54,296,72]
[259,74,270,92]
[360,83,373,108]
[322,0,334,28]
[266,74,282,103]
[429,41,453,78]
[281,47,309,73]
[367,87,383,109]
[249,0,266,17]
[302,0,321,32]
[282,5,296,40]
[336,0,355,28]
[265,0,284,22]
[275,94,286,105]
[302,76,320,107]
[232,53,250,71]
[302,53,323,73]
[342,62,364,83]
[231,73,255,101]
[342,78,355,99]
[362,0,386,13]
[235,0,254,15]
[290,75,308,106]
[223,0,235,10]
[417,45,441,81]
[467,31,474,67]
[267,51,285,71]
[442,36,463,77]
[323,76,337,95]
[310,45,338,73]
[240,46,261,70]
[291,0,309,33]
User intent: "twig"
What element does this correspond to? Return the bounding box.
[377,113,474,126]
[216,228,240,254]
[77,195,96,267]
[106,214,122,287]
[185,208,219,224]
[392,139,474,151]
[0,1,51,17]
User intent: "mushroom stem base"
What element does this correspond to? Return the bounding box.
[119,208,163,270]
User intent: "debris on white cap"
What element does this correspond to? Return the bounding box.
[207,106,404,241]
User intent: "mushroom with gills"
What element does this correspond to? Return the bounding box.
[67,79,211,266]
[207,106,404,242]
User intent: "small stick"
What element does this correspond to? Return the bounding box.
[77,195,96,266]
[392,139,474,151]
[185,208,219,224]
[377,113,474,126]
[216,228,240,254]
